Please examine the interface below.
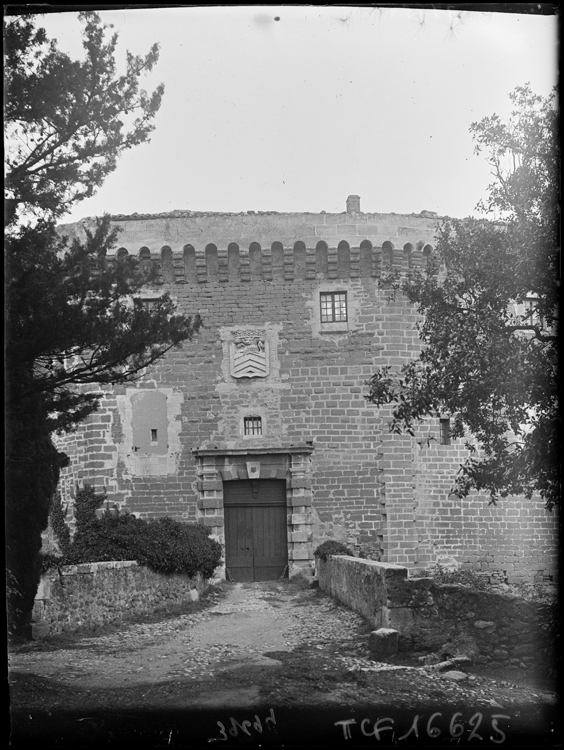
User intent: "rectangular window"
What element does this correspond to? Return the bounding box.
[150,429,158,442]
[320,292,347,323]
[440,418,451,445]
[244,416,262,436]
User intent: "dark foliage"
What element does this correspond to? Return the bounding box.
[6,418,66,639]
[50,486,222,579]
[5,11,164,224]
[5,12,200,637]
[72,485,107,531]
[366,86,559,509]
[314,540,354,562]
[6,218,200,435]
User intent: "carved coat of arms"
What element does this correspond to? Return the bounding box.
[230,329,269,378]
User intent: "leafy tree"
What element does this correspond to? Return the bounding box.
[366,86,559,510]
[5,11,200,637]
[5,11,164,225]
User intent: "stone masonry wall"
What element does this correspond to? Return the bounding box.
[53,208,558,582]
[318,556,552,672]
[32,561,210,638]
[413,433,558,584]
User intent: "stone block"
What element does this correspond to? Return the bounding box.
[31,622,51,640]
[198,497,222,509]
[202,516,222,527]
[289,477,311,490]
[368,628,399,659]
[197,479,222,491]
[289,531,310,543]
[441,670,468,682]
[289,548,311,561]
[35,578,51,600]
[289,494,312,507]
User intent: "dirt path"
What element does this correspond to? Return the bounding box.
[10,581,368,707]
[8,580,559,747]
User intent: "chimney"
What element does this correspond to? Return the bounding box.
[346,195,360,213]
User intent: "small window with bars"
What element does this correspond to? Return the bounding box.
[320,292,347,323]
[439,418,451,445]
[243,416,262,436]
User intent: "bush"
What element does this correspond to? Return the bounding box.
[314,540,354,562]
[73,484,107,530]
[136,517,223,578]
[52,485,222,579]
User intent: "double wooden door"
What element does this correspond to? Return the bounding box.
[224,479,288,582]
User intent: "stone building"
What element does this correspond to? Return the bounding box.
[54,197,558,584]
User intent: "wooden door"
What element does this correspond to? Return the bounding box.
[224,479,288,582]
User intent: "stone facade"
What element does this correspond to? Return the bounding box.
[53,200,558,583]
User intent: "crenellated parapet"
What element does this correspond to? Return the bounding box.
[109,238,435,284]
[59,201,442,284]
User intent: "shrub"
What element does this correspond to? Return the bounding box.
[52,485,222,579]
[314,540,354,562]
[141,517,223,578]
[73,484,107,530]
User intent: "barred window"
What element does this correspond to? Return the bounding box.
[440,418,451,445]
[244,416,262,436]
[320,292,347,323]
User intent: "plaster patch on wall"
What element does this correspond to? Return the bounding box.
[310,506,359,549]
[117,387,183,477]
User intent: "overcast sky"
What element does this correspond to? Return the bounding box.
[39,5,557,222]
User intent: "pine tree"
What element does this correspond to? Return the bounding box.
[5,11,200,636]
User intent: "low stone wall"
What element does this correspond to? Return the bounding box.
[318,556,552,671]
[32,560,211,638]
